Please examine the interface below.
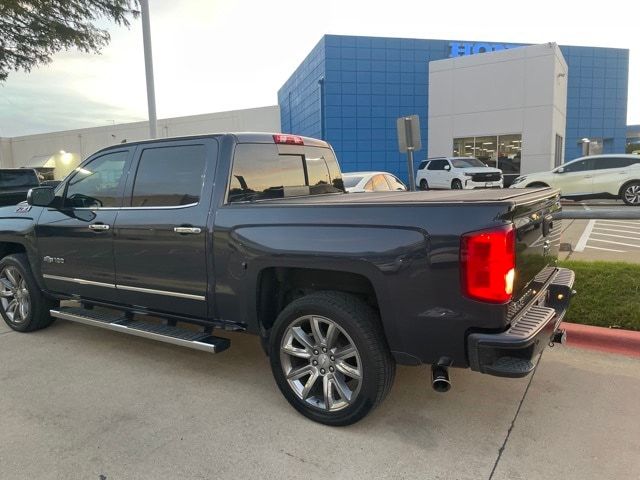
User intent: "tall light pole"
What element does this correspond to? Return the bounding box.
[140,0,157,138]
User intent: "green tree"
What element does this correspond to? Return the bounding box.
[0,0,139,81]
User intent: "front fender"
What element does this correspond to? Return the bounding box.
[0,205,43,286]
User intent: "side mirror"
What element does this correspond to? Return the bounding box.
[555,167,565,174]
[27,186,56,207]
[444,165,451,171]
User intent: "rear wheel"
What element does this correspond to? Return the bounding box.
[526,182,549,188]
[0,254,57,332]
[621,182,640,206]
[269,291,395,426]
[451,179,463,189]
[419,179,429,191]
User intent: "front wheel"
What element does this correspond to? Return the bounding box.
[621,182,640,206]
[269,291,395,426]
[0,254,57,332]
[451,179,463,189]
[419,179,429,191]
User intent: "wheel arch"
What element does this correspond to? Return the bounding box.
[255,266,381,342]
[0,242,27,259]
[618,179,640,197]
[525,182,550,188]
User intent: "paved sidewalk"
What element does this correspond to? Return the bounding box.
[1,319,638,480]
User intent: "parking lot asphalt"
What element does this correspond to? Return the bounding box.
[560,202,640,262]
[1,318,639,480]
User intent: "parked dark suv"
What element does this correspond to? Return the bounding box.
[0,168,40,206]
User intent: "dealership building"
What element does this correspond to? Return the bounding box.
[0,34,632,185]
[278,35,630,182]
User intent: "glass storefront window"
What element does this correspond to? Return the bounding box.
[497,134,522,174]
[475,136,498,167]
[453,138,474,157]
[453,134,522,174]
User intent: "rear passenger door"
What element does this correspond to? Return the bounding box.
[113,139,218,318]
[590,157,636,195]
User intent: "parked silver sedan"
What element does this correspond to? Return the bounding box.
[343,171,407,193]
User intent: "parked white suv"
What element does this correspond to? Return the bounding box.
[416,157,503,190]
[510,154,640,206]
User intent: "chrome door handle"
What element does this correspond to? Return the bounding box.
[88,223,110,231]
[174,227,202,234]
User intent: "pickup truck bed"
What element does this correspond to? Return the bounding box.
[263,187,553,204]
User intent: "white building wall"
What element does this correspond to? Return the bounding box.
[428,43,568,175]
[1,105,280,178]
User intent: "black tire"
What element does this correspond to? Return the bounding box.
[419,179,429,191]
[269,291,395,426]
[526,182,550,188]
[620,181,640,206]
[451,179,463,189]
[0,254,57,332]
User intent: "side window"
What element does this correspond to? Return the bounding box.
[65,151,129,208]
[563,159,593,173]
[372,175,391,191]
[418,161,428,170]
[384,174,406,191]
[427,160,445,170]
[593,157,634,169]
[131,144,207,207]
[363,179,374,192]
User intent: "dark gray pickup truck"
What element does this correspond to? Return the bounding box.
[0,133,574,425]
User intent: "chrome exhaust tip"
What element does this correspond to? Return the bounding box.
[431,364,451,393]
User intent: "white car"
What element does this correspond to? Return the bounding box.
[416,157,503,190]
[510,154,640,206]
[342,171,407,193]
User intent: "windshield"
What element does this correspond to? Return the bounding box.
[450,158,486,168]
[0,170,40,188]
[342,175,364,188]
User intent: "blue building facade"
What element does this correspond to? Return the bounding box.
[278,35,629,181]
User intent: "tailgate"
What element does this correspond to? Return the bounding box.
[508,189,562,317]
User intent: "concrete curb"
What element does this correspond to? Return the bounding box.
[563,322,640,359]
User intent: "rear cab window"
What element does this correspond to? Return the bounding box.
[0,169,40,189]
[227,143,344,203]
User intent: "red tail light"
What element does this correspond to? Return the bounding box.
[273,134,304,145]
[460,225,515,303]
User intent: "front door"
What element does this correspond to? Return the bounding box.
[427,159,447,188]
[556,158,595,196]
[113,139,217,318]
[36,148,133,302]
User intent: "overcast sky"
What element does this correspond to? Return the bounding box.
[0,0,638,137]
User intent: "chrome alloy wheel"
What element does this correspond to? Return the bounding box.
[280,315,362,412]
[0,266,31,325]
[624,184,640,205]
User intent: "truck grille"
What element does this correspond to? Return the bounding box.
[472,172,502,182]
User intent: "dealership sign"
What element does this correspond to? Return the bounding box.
[448,42,523,57]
